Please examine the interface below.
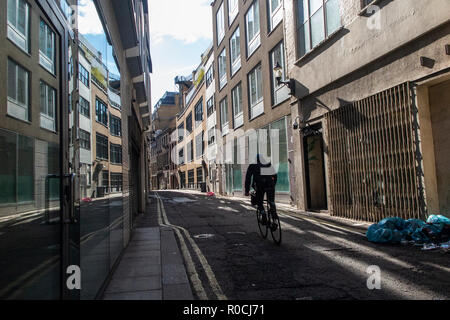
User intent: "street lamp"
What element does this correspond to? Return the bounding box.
[274,62,295,96]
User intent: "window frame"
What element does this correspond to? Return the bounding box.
[228,0,239,26]
[206,65,214,88]
[269,41,290,106]
[39,19,56,74]
[216,2,225,46]
[231,83,243,129]
[194,99,203,127]
[245,1,261,57]
[296,0,341,58]
[220,97,229,136]
[206,95,215,118]
[110,143,122,164]
[79,63,90,88]
[229,26,241,76]
[7,58,30,122]
[79,96,90,118]
[186,112,193,134]
[110,114,122,137]
[79,129,91,150]
[39,80,57,132]
[96,133,109,160]
[218,48,227,90]
[7,0,30,53]
[195,132,204,159]
[268,0,284,32]
[247,63,264,119]
[95,97,108,127]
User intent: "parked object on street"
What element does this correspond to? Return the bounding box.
[366,215,450,246]
[207,192,215,197]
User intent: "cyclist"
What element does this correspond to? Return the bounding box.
[244,154,278,227]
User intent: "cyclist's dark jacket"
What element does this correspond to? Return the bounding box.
[245,156,278,194]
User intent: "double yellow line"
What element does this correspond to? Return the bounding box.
[154,192,227,300]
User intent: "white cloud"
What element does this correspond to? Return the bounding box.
[149,0,213,44]
[78,0,104,35]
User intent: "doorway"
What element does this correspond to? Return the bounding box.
[303,124,328,211]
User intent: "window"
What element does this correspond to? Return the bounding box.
[79,129,90,150]
[216,2,225,45]
[79,64,90,87]
[110,143,122,164]
[188,169,195,188]
[208,128,216,145]
[220,98,229,135]
[178,123,184,142]
[187,140,193,163]
[248,64,264,119]
[178,147,184,165]
[39,19,56,74]
[195,132,204,159]
[297,0,341,57]
[228,0,239,25]
[40,81,57,131]
[110,173,123,193]
[245,1,261,57]
[196,167,204,184]
[206,65,214,88]
[101,170,109,192]
[96,133,108,160]
[0,130,35,205]
[218,49,227,89]
[361,0,375,7]
[60,0,73,23]
[268,0,283,31]
[7,0,30,53]
[231,83,243,128]
[194,99,203,127]
[110,115,122,136]
[230,27,241,75]
[96,98,108,126]
[7,58,29,122]
[79,96,90,118]
[270,42,290,105]
[186,112,192,134]
[207,96,215,117]
[233,138,242,191]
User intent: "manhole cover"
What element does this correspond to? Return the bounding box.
[194,234,215,239]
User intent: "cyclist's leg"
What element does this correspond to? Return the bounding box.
[255,185,267,224]
[267,187,277,218]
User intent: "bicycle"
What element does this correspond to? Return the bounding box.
[251,191,282,245]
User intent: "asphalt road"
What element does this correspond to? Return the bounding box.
[151,190,450,300]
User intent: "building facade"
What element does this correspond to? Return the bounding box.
[283,0,450,221]
[175,48,211,191]
[0,0,152,300]
[211,0,294,203]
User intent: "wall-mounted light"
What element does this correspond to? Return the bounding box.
[292,116,300,130]
[274,62,295,96]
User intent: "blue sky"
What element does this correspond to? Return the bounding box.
[78,0,213,111]
[148,0,213,109]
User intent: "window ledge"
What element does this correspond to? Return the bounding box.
[249,111,265,122]
[271,96,290,109]
[294,26,344,66]
[6,112,31,125]
[359,0,382,15]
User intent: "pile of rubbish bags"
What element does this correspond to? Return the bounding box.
[366,215,450,251]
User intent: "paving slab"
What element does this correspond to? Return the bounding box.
[103,290,162,300]
[105,275,162,293]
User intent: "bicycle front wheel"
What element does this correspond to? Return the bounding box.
[269,213,282,245]
[256,209,268,239]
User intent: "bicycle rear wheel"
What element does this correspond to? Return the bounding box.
[269,212,282,245]
[256,209,268,239]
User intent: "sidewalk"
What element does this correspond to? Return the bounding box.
[102,226,193,300]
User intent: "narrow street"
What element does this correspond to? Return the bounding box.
[147,190,450,300]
